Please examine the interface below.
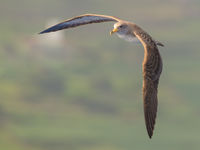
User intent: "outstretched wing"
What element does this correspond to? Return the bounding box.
[134,28,163,138]
[40,14,120,34]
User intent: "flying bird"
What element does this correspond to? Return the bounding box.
[40,14,163,138]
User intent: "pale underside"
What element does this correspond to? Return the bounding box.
[116,33,141,43]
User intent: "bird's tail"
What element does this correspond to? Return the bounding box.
[156,41,164,47]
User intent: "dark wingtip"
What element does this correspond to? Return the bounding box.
[39,31,45,34]
[148,133,153,139]
[147,130,153,139]
[39,24,62,34]
[39,28,52,34]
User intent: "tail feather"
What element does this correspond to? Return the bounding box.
[156,41,164,47]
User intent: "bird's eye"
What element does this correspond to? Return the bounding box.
[119,25,123,28]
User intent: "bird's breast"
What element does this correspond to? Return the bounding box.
[116,33,141,43]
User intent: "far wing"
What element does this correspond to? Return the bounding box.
[40,14,120,34]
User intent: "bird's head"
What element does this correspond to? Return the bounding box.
[110,22,130,36]
[110,22,139,43]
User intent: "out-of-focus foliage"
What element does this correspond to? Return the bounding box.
[0,0,200,150]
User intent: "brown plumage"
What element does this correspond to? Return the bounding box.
[134,27,162,138]
[40,14,163,138]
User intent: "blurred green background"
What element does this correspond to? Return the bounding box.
[0,0,200,150]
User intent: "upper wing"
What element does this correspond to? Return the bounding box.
[134,28,163,138]
[40,14,120,34]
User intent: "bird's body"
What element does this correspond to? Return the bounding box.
[40,14,163,138]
